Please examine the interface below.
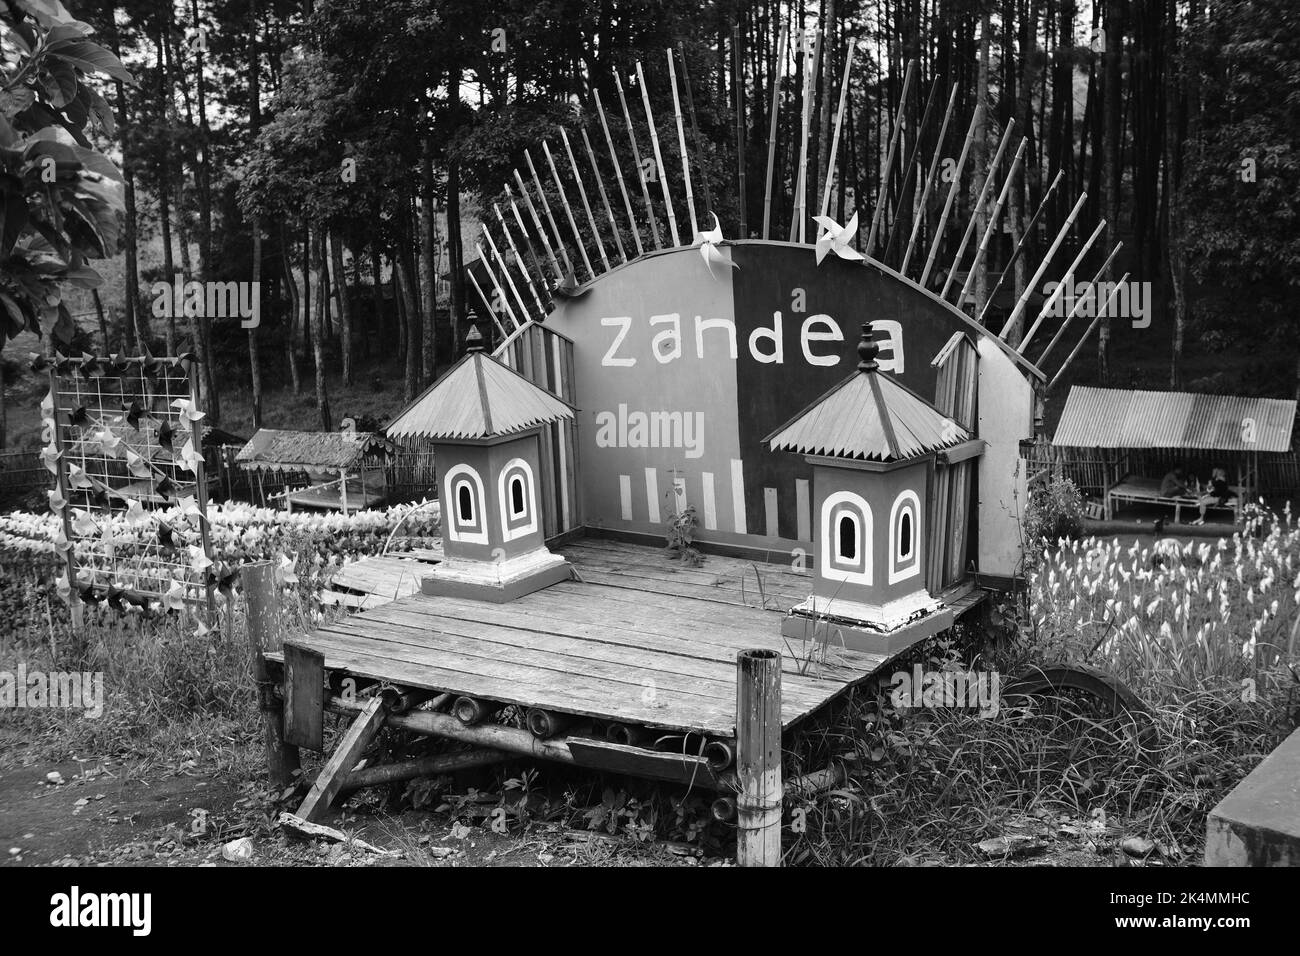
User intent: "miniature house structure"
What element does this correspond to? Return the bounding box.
[766,323,977,652]
[389,324,576,602]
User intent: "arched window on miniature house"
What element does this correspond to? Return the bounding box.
[889,490,921,584]
[820,491,872,585]
[444,464,488,545]
[497,457,538,541]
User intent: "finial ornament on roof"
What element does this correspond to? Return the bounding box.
[857,322,879,372]
[464,315,484,353]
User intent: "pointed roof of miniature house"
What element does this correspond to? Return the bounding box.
[765,323,971,462]
[386,325,575,441]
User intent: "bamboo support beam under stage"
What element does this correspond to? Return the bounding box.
[818,40,856,221]
[1017,218,1107,351]
[637,60,680,246]
[864,58,916,257]
[614,69,662,250]
[956,135,1028,310]
[901,82,958,276]
[761,20,789,240]
[340,749,510,793]
[736,649,782,867]
[940,118,1015,300]
[1000,190,1088,340]
[920,104,981,288]
[525,150,575,277]
[581,126,626,263]
[560,128,609,271]
[1048,273,1129,391]
[1034,242,1122,367]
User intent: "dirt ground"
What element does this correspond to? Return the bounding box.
[0,756,719,868]
[0,753,1164,867]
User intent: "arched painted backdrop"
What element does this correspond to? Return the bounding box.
[544,240,1034,578]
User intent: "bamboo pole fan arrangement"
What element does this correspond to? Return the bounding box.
[467,12,1122,391]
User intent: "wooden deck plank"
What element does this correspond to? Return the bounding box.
[382,593,880,686]
[313,611,843,709]
[560,541,812,602]
[285,632,747,734]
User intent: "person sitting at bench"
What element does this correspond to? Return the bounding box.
[1192,467,1233,525]
[1159,467,1193,499]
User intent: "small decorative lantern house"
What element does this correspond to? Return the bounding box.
[766,323,972,652]
[404,324,576,602]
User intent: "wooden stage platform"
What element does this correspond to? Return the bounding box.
[276,538,982,738]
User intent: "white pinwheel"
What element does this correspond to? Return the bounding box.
[812,213,865,266]
[696,212,738,279]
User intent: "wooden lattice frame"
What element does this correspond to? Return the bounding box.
[39,352,215,617]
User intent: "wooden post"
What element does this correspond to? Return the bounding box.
[243,561,301,788]
[735,648,782,867]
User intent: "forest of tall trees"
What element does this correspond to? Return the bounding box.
[3,0,1298,440]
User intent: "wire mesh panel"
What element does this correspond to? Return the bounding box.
[36,352,215,614]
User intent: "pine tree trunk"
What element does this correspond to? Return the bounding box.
[280,225,301,396]
[397,237,421,403]
[311,231,332,431]
[330,232,353,386]
[1099,0,1123,384]
[419,136,438,384]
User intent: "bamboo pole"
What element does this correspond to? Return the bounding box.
[955,136,1028,309]
[243,561,301,788]
[761,20,789,240]
[940,118,1016,299]
[505,188,555,299]
[920,104,981,287]
[789,28,819,243]
[614,69,662,249]
[883,76,941,265]
[340,749,509,793]
[864,58,917,257]
[594,88,644,257]
[1048,273,1129,390]
[560,128,609,270]
[901,83,959,276]
[666,47,697,238]
[732,25,747,236]
[543,140,595,278]
[494,203,545,314]
[1034,242,1122,367]
[736,648,782,867]
[818,40,856,221]
[466,268,508,340]
[327,696,738,791]
[1017,218,1107,350]
[475,240,522,330]
[512,171,564,279]
[978,169,1064,325]
[525,150,575,276]
[481,224,530,323]
[581,124,627,263]
[999,190,1088,339]
[678,42,714,223]
[636,60,680,246]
